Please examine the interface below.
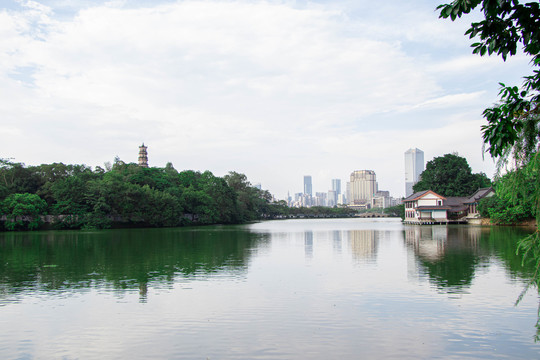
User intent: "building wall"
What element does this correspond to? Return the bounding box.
[349,170,377,205]
[432,210,447,220]
[332,179,341,195]
[404,148,424,197]
[328,190,336,207]
[303,175,312,196]
[418,193,442,207]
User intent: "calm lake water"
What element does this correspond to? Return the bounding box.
[1,218,539,359]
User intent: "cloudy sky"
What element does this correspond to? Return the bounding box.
[0,0,531,199]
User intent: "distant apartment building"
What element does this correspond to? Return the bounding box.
[304,175,312,196]
[330,179,341,207]
[348,170,378,206]
[327,190,336,207]
[372,190,392,209]
[291,192,312,208]
[315,192,327,206]
[404,148,424,197]
[332,179,341,195]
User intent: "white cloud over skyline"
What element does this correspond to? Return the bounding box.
[0,0,532,199]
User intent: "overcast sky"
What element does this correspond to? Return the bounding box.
[0,0,532,199]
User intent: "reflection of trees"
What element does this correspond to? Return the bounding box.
[405,225,535,292]
[0,226,261,301]
[348,230,377,260]
[480,226,536,280]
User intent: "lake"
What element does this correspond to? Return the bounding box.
[1,218,539,359]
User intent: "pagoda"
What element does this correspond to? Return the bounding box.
[138,143,149,168]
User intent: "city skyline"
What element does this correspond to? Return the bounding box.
[291,169,399,208]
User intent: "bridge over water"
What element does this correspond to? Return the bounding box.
[354,213,390,218]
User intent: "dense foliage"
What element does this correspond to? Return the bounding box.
[478,162,537,225]
[412,153,491,196]
[438,0,540,325]
[383,204,405,219]
[437,1,539,220]
[438,1,539,164]
[0,159,277,230]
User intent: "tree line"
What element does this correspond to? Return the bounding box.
[0,158,362,231]
[0,158,280,230]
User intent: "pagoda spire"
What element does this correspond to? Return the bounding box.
[138,143,148,168]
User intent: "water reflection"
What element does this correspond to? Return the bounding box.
[348,230,377,261]
[0,226,263,304]
[405,225,535,292]
[304,231,313,259]
[332,230,342,253]
[1,219,539,359]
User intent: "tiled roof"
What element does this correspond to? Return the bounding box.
[443,197,469,212]
[445,197,469,206]
[403,190,445,202]
[464,187,494,204]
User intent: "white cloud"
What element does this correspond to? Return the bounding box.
[0,0,529,199]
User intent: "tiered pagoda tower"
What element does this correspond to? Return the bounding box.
[138,143,149,168]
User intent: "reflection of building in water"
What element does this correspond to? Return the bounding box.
[465,226,482,246]
[405,226,447,261]
[304,231,313,258]
[348,230,377,260]
[405,225,484,261]
[405,225,488,292]
[333,230,342,253]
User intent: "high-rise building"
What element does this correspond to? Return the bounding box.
[329,179,341,207]
[315,192,327,206]
[304,175,312,196]
[327,190,336,207]
[332,179,341,195]
[349,170,377,205]
[138,143,149,168]
[404,148,424,197]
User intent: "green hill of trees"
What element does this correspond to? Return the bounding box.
[0,158,277,230]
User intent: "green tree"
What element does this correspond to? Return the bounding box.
[224,171,271,221]
[437,0,540,332]
[437,1,539,165]
[413,153,491,196]
[384,204,405,219]
[436,1,539,198]
[0,160,42,197]
[1,193,47,230]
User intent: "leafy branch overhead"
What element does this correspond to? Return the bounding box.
[438,0,540,312]
[438,0,540,164]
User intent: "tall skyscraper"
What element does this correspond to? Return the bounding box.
[404,148,424,197]
[327,190,336,207]
[349,170,377,205]
[329,179,341,207]
[304,175,312,196]
[331,179,341,195]
[138,143,149,168]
